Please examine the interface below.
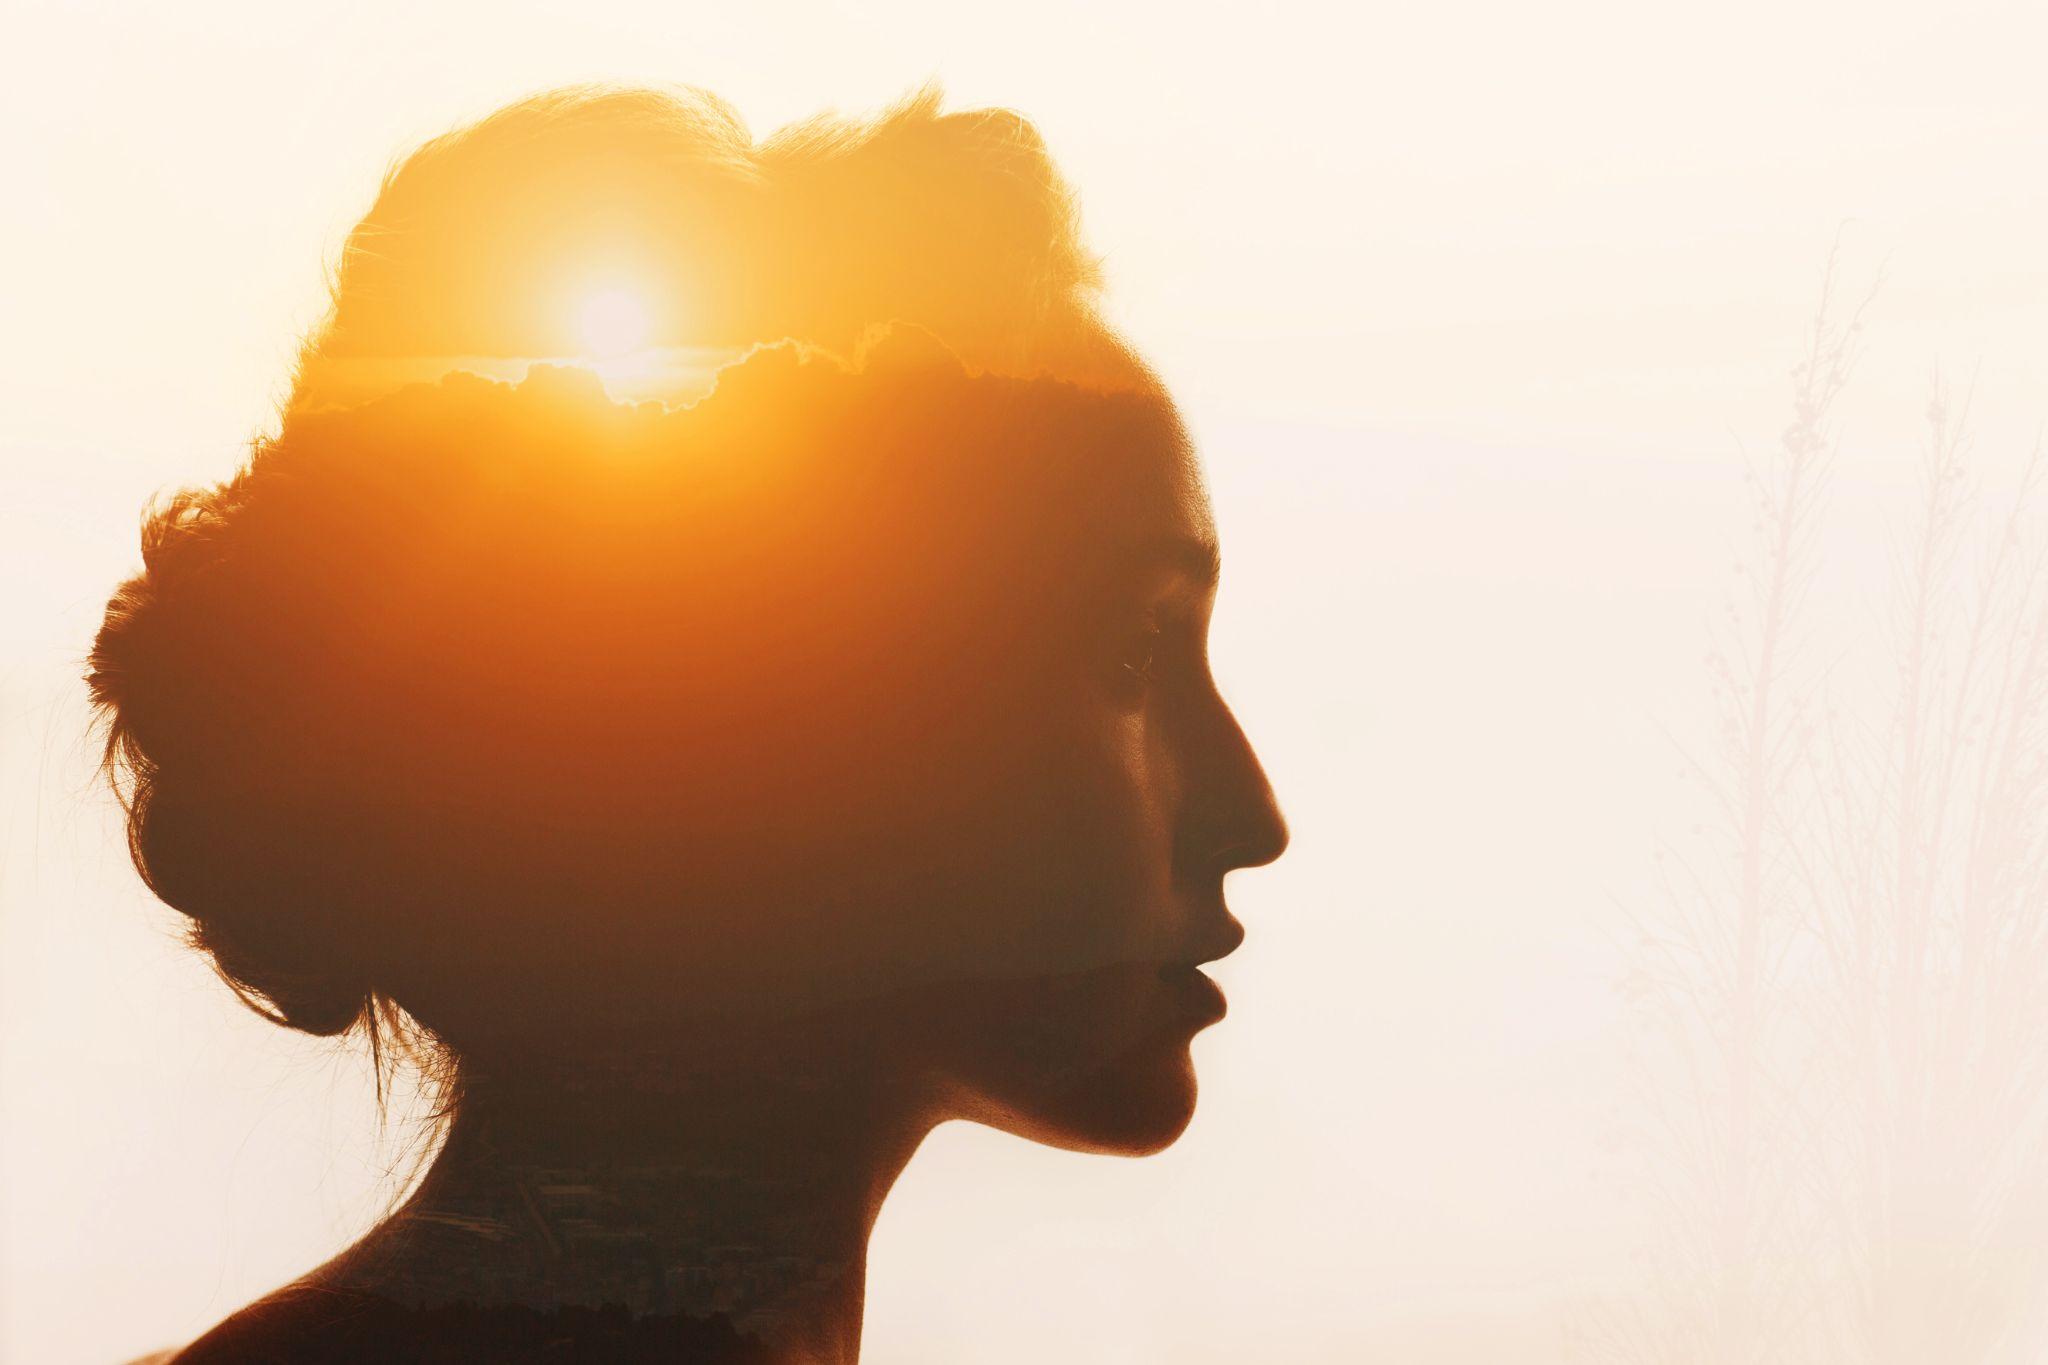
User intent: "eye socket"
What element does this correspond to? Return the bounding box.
[1100,589,1211,700]
[1104,608,1169,694]
[1118,621,1165,683]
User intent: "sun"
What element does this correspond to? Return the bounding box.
[572,285,654,358]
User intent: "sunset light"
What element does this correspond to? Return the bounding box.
[20,14,2048,1365]
[572,284,653,358]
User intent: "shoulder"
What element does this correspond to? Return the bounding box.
[167,1284,398,1364]
[166,1284,778,1364]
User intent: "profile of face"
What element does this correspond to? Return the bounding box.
[87,87,1288,1171]
[838,363,1295,1159]
[888,396,1290,1156]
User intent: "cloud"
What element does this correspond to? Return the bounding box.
[287,84,1155,414]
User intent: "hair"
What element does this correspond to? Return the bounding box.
[92,333,1178,1038]
[287,82,1152,411]
[89,83,1157,1078]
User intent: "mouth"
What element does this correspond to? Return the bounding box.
[1156,961,1229,1023]
[1154,913,1243,1024]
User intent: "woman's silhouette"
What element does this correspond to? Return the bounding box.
[90,86,1287,1364]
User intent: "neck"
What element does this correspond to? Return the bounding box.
[332,1013,939,1365]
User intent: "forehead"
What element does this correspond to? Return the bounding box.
[864,381,1220,618]
[1135,432,1215,546]
[1101,441,1217,591]
[1031,395,1216,570]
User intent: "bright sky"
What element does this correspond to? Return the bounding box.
[6,1,2048,1361]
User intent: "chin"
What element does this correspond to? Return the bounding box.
[936,959,1225,1155]
[1008,1037,1204,1157]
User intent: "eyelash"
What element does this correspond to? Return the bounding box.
[1123,623,1165,683]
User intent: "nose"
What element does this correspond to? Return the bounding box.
[1196,694,1289,875]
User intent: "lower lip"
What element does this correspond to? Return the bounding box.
[1158,964,1227,1024]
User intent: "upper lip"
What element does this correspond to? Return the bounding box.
[1180,913,1246,969]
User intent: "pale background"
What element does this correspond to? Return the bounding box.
[6,1,2048,1360]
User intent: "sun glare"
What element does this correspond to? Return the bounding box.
[573,286,654,358]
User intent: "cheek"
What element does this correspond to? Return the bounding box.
[990,694,1181,976]
[775,676,1181,1001]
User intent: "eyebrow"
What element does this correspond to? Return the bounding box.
[1137,534,1221,588]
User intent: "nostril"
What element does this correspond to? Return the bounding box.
[1216,808,1288,872]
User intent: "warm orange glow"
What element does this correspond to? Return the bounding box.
[572,284,653,358]
[279,88,1151,417]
